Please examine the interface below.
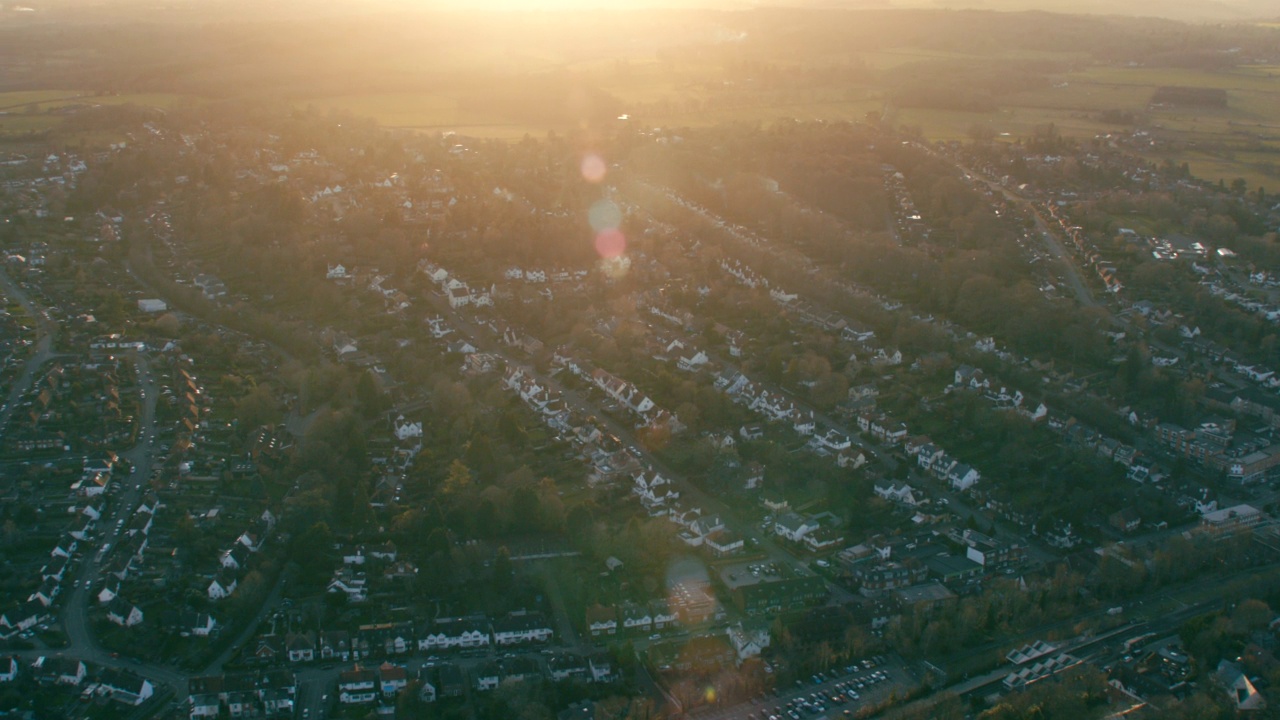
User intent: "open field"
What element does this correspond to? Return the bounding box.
[0,34,1274,191]
[0,91,200,143]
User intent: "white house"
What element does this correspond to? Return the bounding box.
[585,606,618,637]
[379,663,409,696]
[287,632,316,663]
[98,671,153,706]
[727,623,771,662]
[327,570,368,603]
[774,513,819,542]
[183,612,217,637]
[492,612,554,646]
[0,656,17,683]
[948,464,981,491]
[106,598,144,627]
[207,573,238,601]
[417,621,491,651]
[189,694,221,717]
[97,580,121,605]
[338,667,378,704]
[874,482,921,506]
[393,416,423,442]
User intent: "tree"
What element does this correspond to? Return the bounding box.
[237,384,282,431]
[493,546,513,593]
[566,504,593,543]
[442,459,472,499]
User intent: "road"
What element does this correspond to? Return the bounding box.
[201,570,290,677]
[55,354,193,699]
[951,162,1099,310]
[0,266,62,432]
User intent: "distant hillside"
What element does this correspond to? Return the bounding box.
[808,0,1280,22]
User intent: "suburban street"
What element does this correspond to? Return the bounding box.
[0,267,61,432]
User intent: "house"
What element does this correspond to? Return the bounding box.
[0,656,16,683]
[182,612,217,638]
[804,526,845,552]
[1109,508,1142,534]
[837,450,867,470]
[585,605,618,637]
[32,656,85,686]
[97,579,121,605]
[947,464,980,491]
[739,424,765,441]
[40,557,69,582]
[369,541,398,561]
[727,623,771,662]
[813,429,851,452]
[207,572,238,601]
[874,482,921,506]
[29,579,59,608]
[588,654,617,683]
[220,545,250,571]
[417,669,438,703]
[774,513,819,543]
[1216,660,1266,711]
[620,603,652,634]
[705,530,745,556]
[97,668,154,706]
[379,662,409,696]
[954,365,988,390]
[106,598,144,627]
[237,529,266,553]
[321,630,352,661]
[793,412,816,436]
[0,603,43,636]
[189,694,221,717]
[249,637,282,664]
[286,632,316,663]
[327,569,368,602]
[492,611,554,646]
[650,600,678,630]
[417,618,490,651]
[1201,504,1264,534]
[548,653,589,682]
[393,417,423,442]
[338,666,378,704]
[473,662,501,692]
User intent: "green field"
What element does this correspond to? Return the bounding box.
[1,48,1275,191]
[0,91,201,143]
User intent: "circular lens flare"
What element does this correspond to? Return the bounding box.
[588,199,622,233]
[595,228,626,259]
[581,153,607,183]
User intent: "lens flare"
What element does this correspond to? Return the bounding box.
[588,198,622,233]
[595,228,626,259]
[581,153,606,183]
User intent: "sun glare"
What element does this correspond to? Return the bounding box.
[422,0,708,9]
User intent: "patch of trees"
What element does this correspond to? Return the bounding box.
[1152,86,1228,108]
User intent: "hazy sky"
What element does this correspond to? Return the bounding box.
[400,0,1280,18]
